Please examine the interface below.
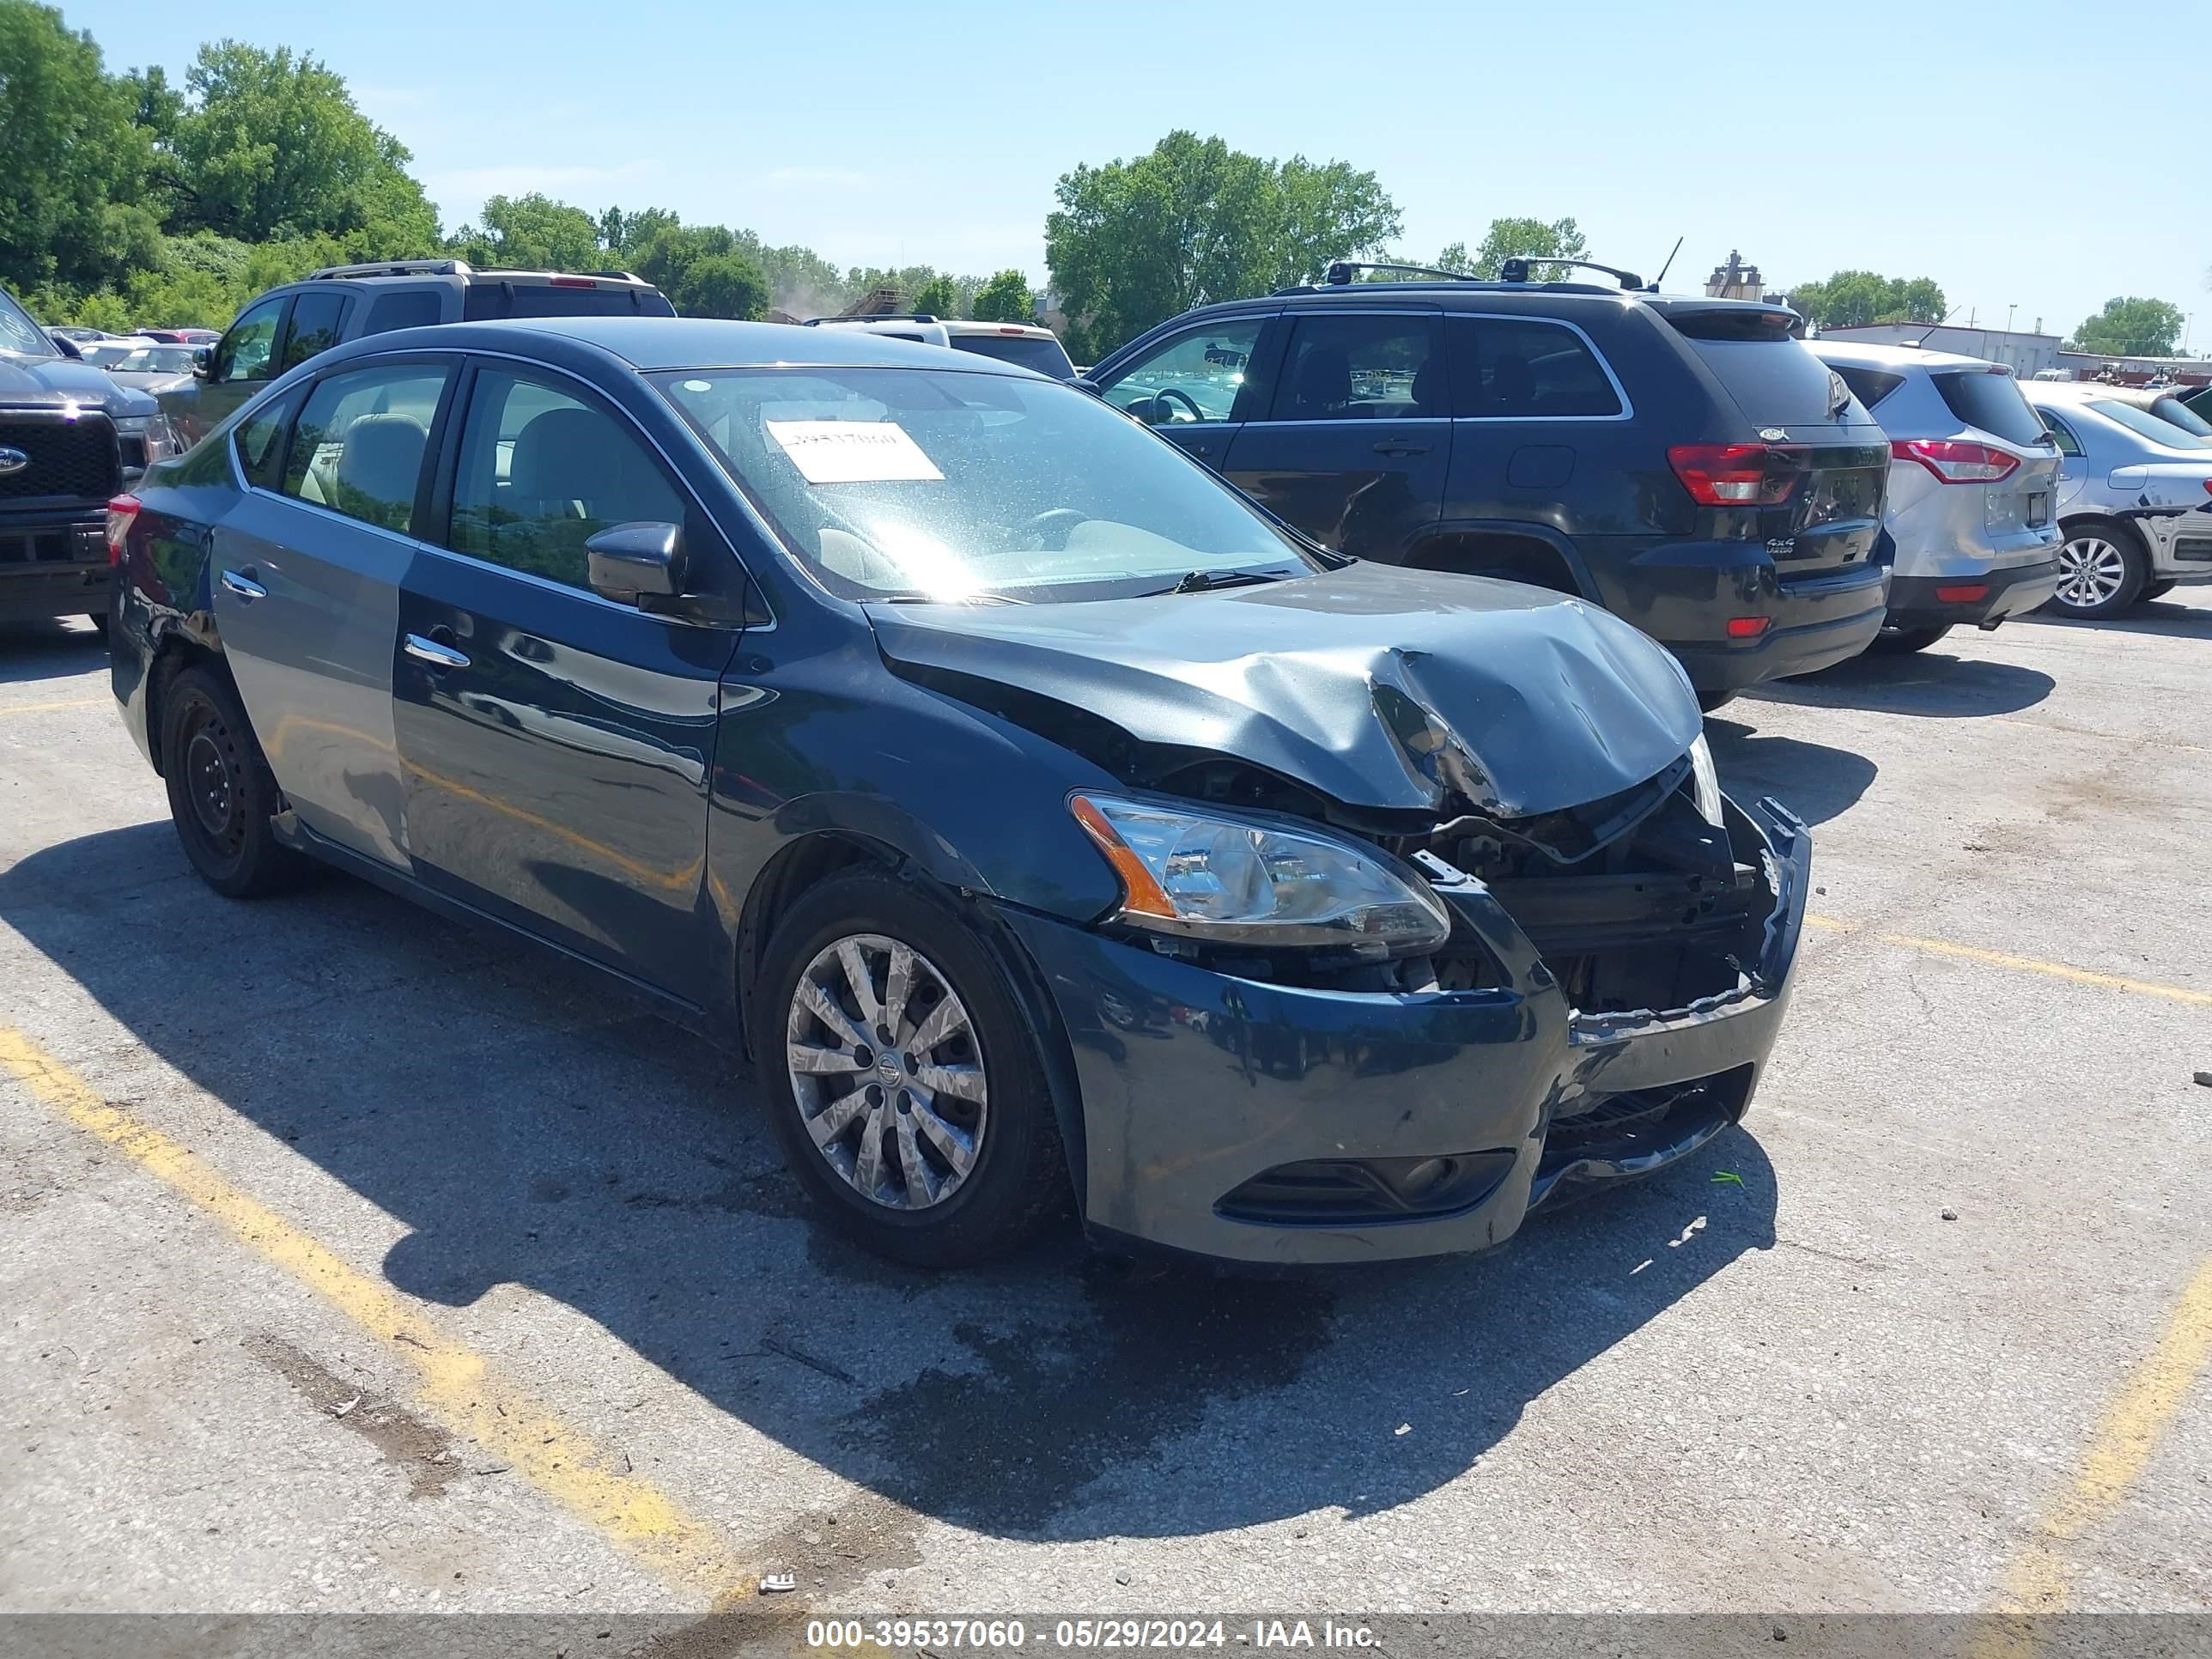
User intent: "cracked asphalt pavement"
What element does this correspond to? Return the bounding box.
[2,597,2208,1641]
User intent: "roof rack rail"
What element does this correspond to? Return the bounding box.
[1496,256,1646,290]
[801,313,941,326]
[307,258,474,281]
[1322,260,1477,285]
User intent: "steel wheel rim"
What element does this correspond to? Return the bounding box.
[181,709,244,854]
[786,933,987,1211]
[2057,537,2126,608]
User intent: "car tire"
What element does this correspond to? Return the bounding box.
[753,868,1068,1267]
[2142,579,2178,601]
[85,611,109,638]
[1695,689,1736,714]
[1868,623,1953,655]
[160,663,309,899]
[2046,521,2148,619]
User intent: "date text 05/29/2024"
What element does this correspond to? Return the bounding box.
[804,1618,1381,1650]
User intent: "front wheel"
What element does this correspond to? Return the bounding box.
[160,663,308,898]
[2142,579,2178,601]
[755,869,1067,1267]
[2046,525,2147,619]
[1868,623,1954,655]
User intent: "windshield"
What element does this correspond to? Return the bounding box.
[948,333,1077,379]
[653,366,1315,604]
[115,345,197,374]
[0,289,58,358]
[2088,398,2212,449]
[2149,398,2212,440]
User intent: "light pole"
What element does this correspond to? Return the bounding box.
[2006,302,2017,335]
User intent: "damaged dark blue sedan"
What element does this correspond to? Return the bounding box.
[107,317,1810,1267]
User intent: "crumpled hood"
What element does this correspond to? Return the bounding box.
[866,562,1702,819]
[0,353,157,416]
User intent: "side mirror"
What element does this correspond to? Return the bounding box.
[192,345,214,380]
[586,520,684,603]
[1070,375,1103,398]
[51,334,83,360]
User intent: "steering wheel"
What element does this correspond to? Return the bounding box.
[1153,386,1206,423]
[1009,507,1089,551]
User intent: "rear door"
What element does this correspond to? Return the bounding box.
[1668,308,1887,574]
[212,356,457,871]
[2039,408,2089,511]
[1220,307,1450,561]
[393,360,739,996]
[1089,313,1277,471]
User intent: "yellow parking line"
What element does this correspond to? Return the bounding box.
[0,697,105,716]
[0,1026,755,1605]
[1802,915,2210,1007]
[1970,1256,2212,1656]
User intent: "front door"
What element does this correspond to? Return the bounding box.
[213,356,456,871]
[2040,409,2087,512]
[165,292,291,446]
[393,362,741,996]
[1091,313,1275,471]
[1219,308,1451,561]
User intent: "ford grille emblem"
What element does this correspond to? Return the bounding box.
[0,447,28,477]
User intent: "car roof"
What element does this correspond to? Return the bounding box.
[939,319,1057,339]
[374,316,1038,375]
[1809,339,1996,374]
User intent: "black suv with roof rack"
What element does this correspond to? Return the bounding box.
[157,258,673,447]
[1081,259,1893,706]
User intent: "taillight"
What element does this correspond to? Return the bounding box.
[104,494,140,565]
[1893,439,2020,483]
[1668,443,1807,507]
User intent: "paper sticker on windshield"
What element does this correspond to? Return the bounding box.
[766,420,943,484]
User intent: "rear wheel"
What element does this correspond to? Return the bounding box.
[85,611,109,638]
[755,869,1066,1267]
[2046,523,2147,619]
[160,664,308,898]
[1868,623,1954,655]
[1695,689,1736,714]
[2142,578,2178,601]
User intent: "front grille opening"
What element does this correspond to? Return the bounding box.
[0,416,121,502]
[1537,1064,1753,1188]
[1218,1149,1516,1226]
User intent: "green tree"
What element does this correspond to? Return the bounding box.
[1785,270,1947,329]
[1461,216,1589,281]
[970,269,1033,323]
[161,40,438,252]
[677,252,769,319]
[2069,296,2185,357]
[0,0,161,295]
[909,274,958,318]
[1045,130,1399,361]
[448,192,604,271]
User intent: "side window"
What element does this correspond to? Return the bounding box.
[2040,411,2082,457]
[1448,316,1623,418]
[278,362,453,534]
[1268,313,1444,422]
[212,295,289,386]
[232,390,301,489]
[362,289,442,336]
[278,291,348,372]
[447,369,686,591]
[1095,319,1266,426]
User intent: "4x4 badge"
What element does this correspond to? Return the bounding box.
[0,447,28,477]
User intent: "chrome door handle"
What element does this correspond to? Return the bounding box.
[220,569,266,601]
[404,633,470,670]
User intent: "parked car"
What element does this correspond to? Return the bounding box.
[1,283,177,632]
[102,343,201,396]
[159,258,673,445]
[75,342,139,369]
[2087,384,2212,446]
[803,313,1077,380]
[106,316,1812,1268]
[2020,381,2212,617]
[49,325,126,345]
[1080,264,1891,711]
[1811,342,2063,651]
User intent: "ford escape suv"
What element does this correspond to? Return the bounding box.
[1083,264,1892,710]
[108,317,1811,1269]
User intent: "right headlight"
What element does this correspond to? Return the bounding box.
[1069,793,1450,955]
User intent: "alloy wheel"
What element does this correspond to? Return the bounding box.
[785,933,988,1211]
[2056,536,2128,610]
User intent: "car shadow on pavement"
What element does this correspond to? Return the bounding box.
[1701,720,1877,828]
[0,619,106,685]
[1742,649,2055,719]
[1,822,1779,1548]
[2011,599,2212,642]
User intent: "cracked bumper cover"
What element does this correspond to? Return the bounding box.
[1007,796,1812,1265]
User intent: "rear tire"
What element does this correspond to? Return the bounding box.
[85,611,109,638]
[2045,522,2147,619]
[753,868,1068,1268]
[1695,689,1736,714]
[159,664,308,899]
[1868,623,1954,654]
[2142,579,2178,601]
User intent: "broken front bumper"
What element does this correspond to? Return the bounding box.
[1007,796,1811,1266]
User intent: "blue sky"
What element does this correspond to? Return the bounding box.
[64,0,2211,344]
